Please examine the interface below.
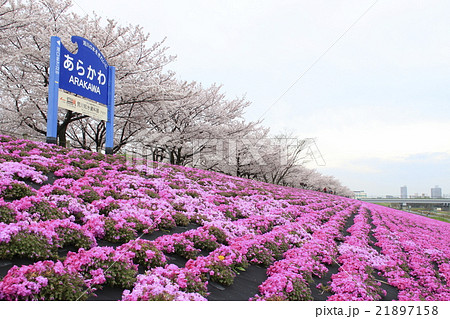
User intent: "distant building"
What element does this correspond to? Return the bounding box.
[400,186,407,199]
[431,185,442,198]
[386,195,394,199]
[410,193,428,199]
[353,190,367,200]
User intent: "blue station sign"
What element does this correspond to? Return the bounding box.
[46,36,116,154]
[59,36,109,105]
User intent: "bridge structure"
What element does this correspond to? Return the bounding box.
[360,198,450,210]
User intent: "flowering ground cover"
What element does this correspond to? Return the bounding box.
[0,135,449,301]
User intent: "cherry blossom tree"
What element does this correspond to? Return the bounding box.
[0,0,353,196]
[191,119,268,177]
[139,82,259,166]
[0,0,177,151]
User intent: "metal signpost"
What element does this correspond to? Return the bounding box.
[46,36,115,154]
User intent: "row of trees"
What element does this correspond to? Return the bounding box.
[0,0,353,196]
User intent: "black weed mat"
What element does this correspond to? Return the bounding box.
[373,272,398,301]
[0,258,35,279]
[86,264,268,301]
[165,253,189,268]
[96,239,123,248]
[367,211,382,254]
[84,253,189,301]
[58,245,80,258]
[207,264,268,301]
[84,260,268,301]
[366,210,398,300]
[139,223,200,241]
[1,245,81,279]
[309,262,341,301]
[311,213,357,301]
[342,213,356,237]
[87,286,125,301]
[27,172,61,190]
[93,223,200,249]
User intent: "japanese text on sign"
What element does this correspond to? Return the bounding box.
[63,54,106,94]
[58,36,109,105]
[58,89,108,121]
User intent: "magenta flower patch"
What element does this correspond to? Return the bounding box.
[0,136,449,301]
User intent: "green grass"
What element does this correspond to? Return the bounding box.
[429,216,450,223]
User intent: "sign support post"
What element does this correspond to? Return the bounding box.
[46,36,61,144]
[105,66,115,155]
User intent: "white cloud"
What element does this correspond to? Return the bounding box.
[312,120,450,168]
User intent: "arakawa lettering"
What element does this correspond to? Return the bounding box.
[68,75,101,95]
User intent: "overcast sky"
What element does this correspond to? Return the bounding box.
[72,0,450,197]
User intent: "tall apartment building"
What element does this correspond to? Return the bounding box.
[431,185,442,198]
[400,186,407,199]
